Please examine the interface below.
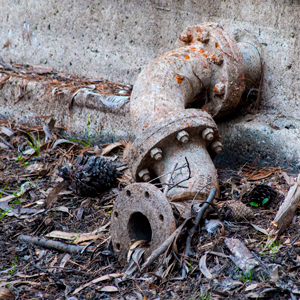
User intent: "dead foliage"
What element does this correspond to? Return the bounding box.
[1,116,300,300]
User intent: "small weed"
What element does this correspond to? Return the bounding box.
[21,161,29,167]
[26,131,40,156]
[9,256,17,275]
[0,207,12,220]
[0,181,9,198]
[69,116,96,147]
[237,266,253,282]
[198,292,211,300]
[260,239,280,257]
[250,202,259,207]
[14,155,23,162]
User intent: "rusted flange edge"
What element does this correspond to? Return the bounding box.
[128,109,221,180]
[110,183,176,266]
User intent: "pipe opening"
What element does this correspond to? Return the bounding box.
[128,212,152,242]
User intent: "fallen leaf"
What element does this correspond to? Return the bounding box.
[72,273,123,294]
[199,253,213,279]
[101,142,123,156]
[0,287,14,299]
[99,286,118,292]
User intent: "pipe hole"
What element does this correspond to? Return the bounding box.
[126,190,131,197]
[114,211,118,218]
[128,212,152,243]
[145,191,150,198]
[159,214,164,222]
[116,243,120,250]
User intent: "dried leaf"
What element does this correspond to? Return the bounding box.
[199,253,213,279]
[72,273,123,294]
[123,141,132,159]
[1,127,14,136]
[60,254,71,268]
[101,142,123,156]
[45,181,68,208]
[99,286,118,292]
[0,287,14,299]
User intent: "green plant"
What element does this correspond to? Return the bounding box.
[0,181,9,198]
[250,202,259,207]
[26,131,40,156]
[198,292,211,300]
[9,256,17,275]
[21,162,29,167]
[260,239,280,257]
[0,207,12,220]
[68,116,96,147]
[14,155,23,162]
[236,266,253,282]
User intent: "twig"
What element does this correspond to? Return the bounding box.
[141,221,187,271]
[18,235,94,253]
[0,135,14,149]
[163,163,178,196]
[185,187,217,256]
[167,157,191,192]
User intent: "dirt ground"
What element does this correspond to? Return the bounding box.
[0,68,300,300]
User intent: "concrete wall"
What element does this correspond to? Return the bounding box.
[1,0,300,168]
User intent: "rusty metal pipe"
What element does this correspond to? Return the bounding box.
[112,23,261,262]
[128,23,261,198]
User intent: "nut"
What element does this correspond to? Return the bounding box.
[177,130,189,143]
[199,31,209,43]
[211,54,224,65]
[138,169,151,182]
[213,82,225,95]
[179,32,193,44]
[202,128,214,141]
[212,141,222,154]
[150,148,163,161]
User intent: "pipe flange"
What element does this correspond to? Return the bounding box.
[111,183,176,265]
[175,22,246,119]
[128,109,221,181]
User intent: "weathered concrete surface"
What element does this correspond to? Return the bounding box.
[1,0,300,168]
[0,74,132,143]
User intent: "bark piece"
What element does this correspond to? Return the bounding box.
[225,238,259,273]
[272,174,300,235]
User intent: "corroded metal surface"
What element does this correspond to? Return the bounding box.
[113,23,261,257]
[110,183,176,265]
[127,109,220,198]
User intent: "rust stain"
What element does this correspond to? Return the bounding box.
[185,55,190,59]
[213,87,217,92]
[215,42,219,48]
[186,123,190,126]
[176,74,184,84]
[145,123,149,128]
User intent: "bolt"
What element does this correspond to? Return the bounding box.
[211,54,224,65]
[177,130,189,143]
[138,169,151,182]
[202,128,214,141]
[213,82,225,95]
[199,31,209,43]
[212,141,222,154]
[150,148,163,161]
[179,32,193,44]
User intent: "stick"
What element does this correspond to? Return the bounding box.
[18,235,93,253]
[272,174,300,235]
[141,222,186,271]
[185,187,217,256]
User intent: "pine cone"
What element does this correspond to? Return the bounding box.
[247,184,277,207]
[59,155,121,197]
[220,200,254,221]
